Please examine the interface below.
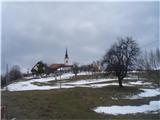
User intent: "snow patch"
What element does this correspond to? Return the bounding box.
[125,88,160,99]
[4,73,75,91]
[77,72,92,75]
[85,83,132,88]
[94,100,160,115]
[65,78,117,85]
[128,81,151,85]
[6,82,75,91]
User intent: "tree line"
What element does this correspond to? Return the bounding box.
[1,65,23,87]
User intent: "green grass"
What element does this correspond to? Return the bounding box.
[2,86,159,120]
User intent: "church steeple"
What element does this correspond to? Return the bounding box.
[65,48,69,59]
[64,48,69,65]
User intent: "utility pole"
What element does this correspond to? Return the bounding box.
[6,64,9,91]
[27,68,29,76]
[3,64,9,119]
[60,68,62,89]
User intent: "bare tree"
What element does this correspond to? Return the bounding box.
[72,63,79,77]
[137,49,160,84]
[156,49,160,67]
[137,51,150,70]
[9,65,22,81]
[138,48,160,70]
[1,75,7,87]
[102,37,140,87]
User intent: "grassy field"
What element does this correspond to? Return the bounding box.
[1,73,159,119]
[2,85,159,120]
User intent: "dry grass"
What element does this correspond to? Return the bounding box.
[2,73,159,119]
[2,85,159,120]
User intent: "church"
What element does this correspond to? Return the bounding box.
[49,48,73,72]
[31,48,73,75]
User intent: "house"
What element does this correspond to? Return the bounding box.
[31,61,47,75]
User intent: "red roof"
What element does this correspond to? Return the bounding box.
[50,64,73,69]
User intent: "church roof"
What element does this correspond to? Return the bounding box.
[65,48,69,59]
[50,64,73,69]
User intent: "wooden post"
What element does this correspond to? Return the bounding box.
[6,64,9,91]
[60,68,62,89]
[1,105,8,120]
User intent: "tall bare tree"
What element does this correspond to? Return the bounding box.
[102,37,140,87]
[72,63,79,77]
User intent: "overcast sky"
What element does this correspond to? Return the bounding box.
[1,1,159,74]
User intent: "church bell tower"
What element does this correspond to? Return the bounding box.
[64,48,69,65]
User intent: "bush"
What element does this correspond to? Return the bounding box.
[9,65,22,81]
[1,75,7,87]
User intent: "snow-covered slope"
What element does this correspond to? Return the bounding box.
[1,72,155,92]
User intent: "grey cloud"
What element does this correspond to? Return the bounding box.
[1,2,159,74]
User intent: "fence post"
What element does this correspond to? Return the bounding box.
[1,105,8,120]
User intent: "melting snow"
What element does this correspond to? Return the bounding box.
[94,87,160,115]
[83,83,132,88]
[5,77,134,91]
[65,78,117,85]
[2,72,157,92]
[77,72,92,75]
[111,88,160,100]
[6,82,75,91]
[125,88,160,99]
[94,100,160,115]
[3,73,75,91]
[128,81,151,85]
